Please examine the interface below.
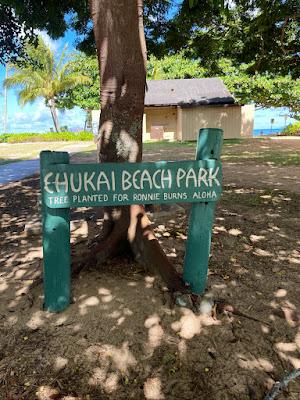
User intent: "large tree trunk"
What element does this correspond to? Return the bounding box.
[88,0,187,293]
[48,99,61,132]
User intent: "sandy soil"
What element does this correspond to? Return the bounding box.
[0,138,299,399]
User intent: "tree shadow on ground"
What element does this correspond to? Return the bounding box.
[0,156,300,399]
[0,157,25,166]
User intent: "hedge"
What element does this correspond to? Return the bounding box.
[0,131,94,143]
[281,122,300,136]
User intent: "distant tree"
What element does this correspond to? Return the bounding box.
[58,51,300,119]
[4,37,91,132]
[147,53,205,79]
[56,54,100,111]
[57,52,205,110]
[149,55,300,117]
[218,59,300,117]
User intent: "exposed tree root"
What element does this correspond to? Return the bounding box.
[88,204,189,294]
[29,205,190,308]
[129,205,188,292]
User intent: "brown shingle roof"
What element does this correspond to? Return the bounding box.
[145,78,235,107]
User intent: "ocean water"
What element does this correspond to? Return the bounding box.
[253,128,283,136]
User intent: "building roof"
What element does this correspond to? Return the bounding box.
[145,78,235,107]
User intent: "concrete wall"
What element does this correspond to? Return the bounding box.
[181,105,242,140]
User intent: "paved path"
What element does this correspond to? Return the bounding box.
[0,143,92,185]
[0,159,40,185]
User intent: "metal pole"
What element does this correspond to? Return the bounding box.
[3,64,8,133]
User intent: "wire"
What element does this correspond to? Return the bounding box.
[264,368,300,400]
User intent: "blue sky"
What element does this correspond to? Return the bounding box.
[254,107,296,130]
[0,30,297,134]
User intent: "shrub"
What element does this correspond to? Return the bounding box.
[281,122,300,136]
[0,134,12,143]
[0,131,94,143]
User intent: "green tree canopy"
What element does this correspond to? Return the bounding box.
[0,0,171,63]
[159,0,300,78]
[1,0,298,115]
[1,0,299,79]
[1,2,299,117]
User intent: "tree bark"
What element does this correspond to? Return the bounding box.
[88,0,187,293]
[49,98,61,132]
[89,0,145,162]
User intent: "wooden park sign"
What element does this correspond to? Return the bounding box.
[40,128,223,312]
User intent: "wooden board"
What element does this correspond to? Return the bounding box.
[41,159,222,208]
[183,128,223,294]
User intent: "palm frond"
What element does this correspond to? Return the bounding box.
[18,87,47,106]
[4,72,32,88]
[6,35,93,110]
[56,44,69,73]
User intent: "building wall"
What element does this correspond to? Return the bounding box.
[176,106,183,141]
[143,106,177,141]
[143,104,254,141]
[181,105,242,140]
[241,104,255,137]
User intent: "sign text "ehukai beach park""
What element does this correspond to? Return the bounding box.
[42,159,222,209]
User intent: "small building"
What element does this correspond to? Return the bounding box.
[143,78,254,141]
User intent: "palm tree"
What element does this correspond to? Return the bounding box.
[4,37,91,132]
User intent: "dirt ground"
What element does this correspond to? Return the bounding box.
[0,138,299,400]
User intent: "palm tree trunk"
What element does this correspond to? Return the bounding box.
[49,99,61,132]
[88,0,186,293]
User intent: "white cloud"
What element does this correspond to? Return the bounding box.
[13,111,29,123]
[32,101,50,122]
[35,30,63,53]
[8,100,86,132]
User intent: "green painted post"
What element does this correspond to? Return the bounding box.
[40,151,71,312]
[183,128,223,294]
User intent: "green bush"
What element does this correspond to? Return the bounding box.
[281,122,300,136]
[0,134,12,143]
[0,131,94,143]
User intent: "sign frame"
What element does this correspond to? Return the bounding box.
[40,128,223,312]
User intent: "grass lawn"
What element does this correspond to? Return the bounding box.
[145,138,300,166]
[222,151,300,166]
[0,142,96,165]
[1,138,299,167]
[143,138,300,166]
[221,138,300,166]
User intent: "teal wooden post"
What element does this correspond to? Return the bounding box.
[40,151,71,312]
[183,128,223,294]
